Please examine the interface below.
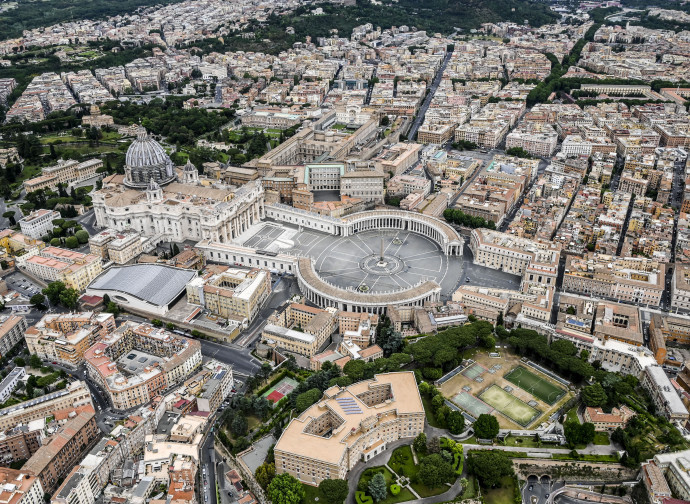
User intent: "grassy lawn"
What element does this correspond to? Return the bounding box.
[302,483,325,504]
[462,476,478,499]
[247,415,262,431]
[593,432,610,445]
[331,123,347,130]
[388,445,417,478]
[358,466,415,504]
[566,406,580,425]
[551,453,618,463]
[503,435,541,448]
[411,482,449,498]
[459,436,477,445]
[483,476,515,504]
[421,395,442,428]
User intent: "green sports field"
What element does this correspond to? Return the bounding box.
[479,385,540,427]
[504,366,565,405]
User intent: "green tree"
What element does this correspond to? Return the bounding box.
[318,479,349,504]
[50,238,61,246]
[64,236,79,249]
[75,230,89,244]
[296,388,322,412]
[267,474,305,504]
[43,281,66,305]
[230,415,248,436]
[29,354,42,369]
[413,432,427,454]
[419,453,453,488]
[105,302,120,316]
[446,410,466,435]
[2,211,16,226]
[473,414,499,439]
[29,293,45,307]
[14,357,25,367]
[582,382,607,407]
[255,462,276,489]
[59,288,79,309]
[466,450,514,488]
[368,472,387,502]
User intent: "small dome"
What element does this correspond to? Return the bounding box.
[183,159,196,172]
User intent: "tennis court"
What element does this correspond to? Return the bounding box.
[479,385,540,427]
[462,362,487,380]
[452,391,494,417]
[504,366,565,405]
[262,377,299,404]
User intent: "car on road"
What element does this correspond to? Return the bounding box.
[546,494,550,499]
[528,485,533,491]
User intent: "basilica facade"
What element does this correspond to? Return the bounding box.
[92,127,265,243]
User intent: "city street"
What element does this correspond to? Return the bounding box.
[408,49,454,141]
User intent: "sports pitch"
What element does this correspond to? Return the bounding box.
[479,385,541,427]
[504,365,565,405]
[262,377,299,404]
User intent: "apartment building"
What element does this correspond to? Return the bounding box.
[18,209,61,240]
[505,123,558,157]
[654,450,690,501]
[186,267,272,324]
[592,302,644,347]
[274,372,424,485]
[88,228,143,264]
[0,381,92,432]
[0,367,25,404]
[340,169,385,204]
[24,247,103,291]
[671,264,690,311]
[0,315,28,359]
[563,254,665,306]
[23,410,100,494]
[51,465,99,504]
[84,322,201,410]
[469,228,560,278]
[641,365,689,422]
[337,311,378,348]
[0,468,44,504]
[24,158,102,193]
[641,460,672,504]
[196,360,234,414]
[0,423,43,466]
[387,174,431,197]
[25,312,115,368]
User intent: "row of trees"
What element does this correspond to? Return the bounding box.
[443,208,497,230]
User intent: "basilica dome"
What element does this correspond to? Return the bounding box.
[124,126,176,189]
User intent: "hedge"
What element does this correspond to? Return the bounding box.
[356,492,373,504]
[390,484,401,496]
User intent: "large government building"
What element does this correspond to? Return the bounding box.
[92,126,265,243]
[274,372,424,485]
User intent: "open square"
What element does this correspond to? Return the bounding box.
[504,365,565,405]
[478,384,541,427]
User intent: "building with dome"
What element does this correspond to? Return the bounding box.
[124,126,176,188]
[92,127,265,244]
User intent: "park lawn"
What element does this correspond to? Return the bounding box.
[359,466,414,504]
[483,476,515,504]
[459,436,477,445]
[551,453,618,463]
[593,432,610,445]
[421,395,442,428]
[462,476,478,499]
[331,123,348,130]
[411,481,450,498]
[247,415,262,431]
[388,445,417,478]
[566,406,580,425]
[503,436,541,448]
[301,483,325,504]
